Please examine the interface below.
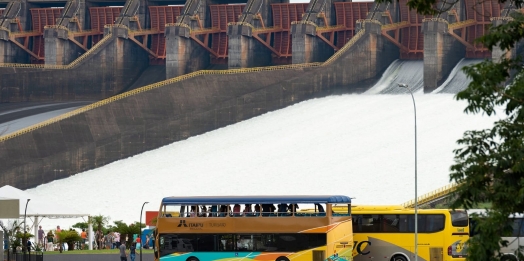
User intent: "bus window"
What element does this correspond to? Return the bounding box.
[450,211,469,227]
[426,214,445,232]
[383,215,400,232]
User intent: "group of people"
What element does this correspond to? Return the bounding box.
[35,225,65,251]
[186,203,303,217]
[94,230,122,250]
[119,235,151,261]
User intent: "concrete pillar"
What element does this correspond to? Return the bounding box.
[291,22,333,64]
[44,27,83,65]
[423,19,464,93]
[0,29,18,63]
[227,23,271,69]
[165,24,209,78]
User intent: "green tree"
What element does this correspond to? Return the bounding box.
[90,215,109,234]
[110,221,144,247]
[72,222,88,231]
[371,0,524,260]
[56,230,82,251]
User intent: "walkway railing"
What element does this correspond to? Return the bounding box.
[401,183,459,208]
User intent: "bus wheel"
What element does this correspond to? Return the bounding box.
[275,257,290,261]
[501,255,518,261]
[391,255,408,261]
[186,257,199,261]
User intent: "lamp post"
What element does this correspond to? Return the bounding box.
[23,199,31,253]
[140,202,149,261]
[397,83,418,261]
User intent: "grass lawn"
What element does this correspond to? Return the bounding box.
[42,249,155,255]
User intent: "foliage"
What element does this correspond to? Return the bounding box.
[56,230,82,251]
[108,221,145,247]
[90,215,110,234]
[72,222,89,231]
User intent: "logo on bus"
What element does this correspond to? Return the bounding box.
[177,220,203,230]
[353,241,371,255]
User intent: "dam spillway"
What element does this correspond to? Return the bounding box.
[0,0,519,189]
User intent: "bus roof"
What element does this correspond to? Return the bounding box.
[161,195,352,205]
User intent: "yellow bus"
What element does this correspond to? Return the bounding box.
[154,195,354,261]
[347,206,469,261]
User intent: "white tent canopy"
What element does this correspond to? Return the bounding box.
[0,185,93,250]
[0,185,88,218]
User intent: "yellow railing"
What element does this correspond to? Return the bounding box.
[401,183,459,208]
[290,20,317,27]
[381,21,409,31]
[228,21,255,29]
[316,25,345,32]
[422,18,448,23]
[324,29,365,65]
[447,19,476,30]
[0,24,370,142]
[490,16,514,21]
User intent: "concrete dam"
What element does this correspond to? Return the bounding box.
[0,0,517,189]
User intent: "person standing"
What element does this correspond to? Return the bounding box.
[55,226,64,251]
[37,226,44,248]
[46,231,54,251]
[80,229,87,249]
[115,232,121,248]
[119,242,127,261]
[129,242,137,261]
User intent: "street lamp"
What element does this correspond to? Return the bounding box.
[397,83,418,261]
[23,199,31,253]
[140,201,149,261]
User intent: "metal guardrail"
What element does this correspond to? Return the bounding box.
[0,26,368,142]
[447,19,476,30]
[381,21,409,31]
[324,29,365,65]
[401,183,459,208]
[490,16,514,21]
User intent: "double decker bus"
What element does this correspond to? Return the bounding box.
[346,205,469,261]
[154,195,353,261]
[469,209,524,261]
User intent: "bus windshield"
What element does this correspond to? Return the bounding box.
[154,195,353,261]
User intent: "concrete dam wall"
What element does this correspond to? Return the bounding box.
[0,22,399,189]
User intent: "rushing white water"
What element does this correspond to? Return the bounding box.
[433,59,483,94]
[365,60,425,94]
[18,93,501,232]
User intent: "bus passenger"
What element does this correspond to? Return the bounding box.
[243,204,252,216]
[219,205,228,217]
[278,203,289,216]
[254,204,261,216]
[233,204,241,217]
[199,206,208,217]
[190,206,197,217]
[261,204,270,216]
[288,204,299,215]
[211,205,218,217]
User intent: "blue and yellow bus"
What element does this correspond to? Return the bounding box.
[154,195,353,261]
